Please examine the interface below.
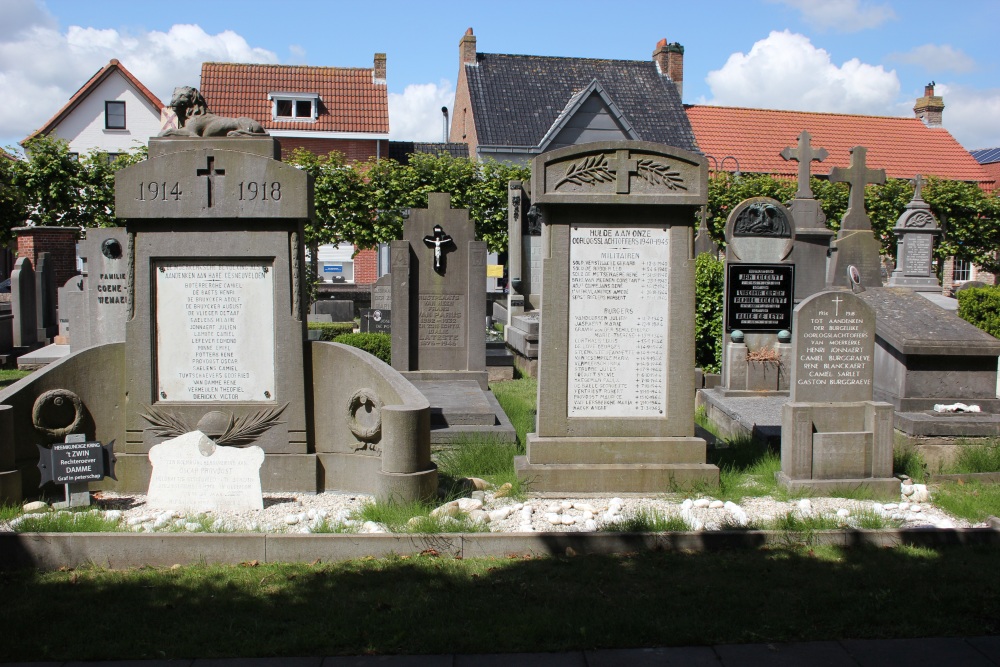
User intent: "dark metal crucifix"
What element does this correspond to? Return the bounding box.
[196,155,225,208]
[423,224,455,273]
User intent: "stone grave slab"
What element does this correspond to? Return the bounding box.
[410,380,496,426]
[314,300,355,322]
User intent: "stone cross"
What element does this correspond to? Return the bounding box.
[780,130,828,199]
[910,174,926,201]
[423,224,454,273]
[829,146,885,232]
[196,155,226,208]
[614,149,640,194]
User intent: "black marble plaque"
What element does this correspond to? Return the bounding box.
[360,308,391,334]
[726,263,794,332]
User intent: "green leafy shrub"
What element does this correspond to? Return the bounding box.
[695,252,724,373]
[308,321,355,341]
[957,286,1000,339]
[333,332,391,363]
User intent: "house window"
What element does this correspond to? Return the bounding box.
[953,259,972,283]
[105,101,126,129]
[269,93,319,121]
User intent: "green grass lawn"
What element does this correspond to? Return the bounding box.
[0,369,31,389]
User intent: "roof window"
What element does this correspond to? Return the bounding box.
[268,92,319,122]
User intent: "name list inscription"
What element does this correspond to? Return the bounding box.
[725,264,794,332]
[418,294,466,348]
[568,226,669,418]
[903,235,933,275]
[794,294,873,402]
[156,262,275,402]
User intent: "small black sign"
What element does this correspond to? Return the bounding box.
[360,308,391,334]
[37,440,117,486]
[725,264,794,332]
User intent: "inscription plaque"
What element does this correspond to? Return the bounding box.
[418,294,466,348]
[903,234,933,275]
[568,225,669,417]
[792,292,874,403]
[156,261,275,402]
[725,264,794,332]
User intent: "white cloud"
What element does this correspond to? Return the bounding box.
[388,80,455,141]
[0,1,277,148]
[705,30,900,114]
[930,83,1000,150]
[772,0,895,32]
[890,44,976,74]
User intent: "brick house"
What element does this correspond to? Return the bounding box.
[450,28,696,164]
[200,58,390,287]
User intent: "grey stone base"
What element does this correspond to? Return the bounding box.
[318,452,437,503]
[408,381,517,444]
[511,351,538,379]
[515,455,719,494]
[98,453,320,493]
[401,370,489,391]
[715,389,790,398]
[0,469,22,504]
[894,411,1000,437]
[506,325,538,358]
[526,434,706,465]
[775,471,900,501]
[696,387,786,443]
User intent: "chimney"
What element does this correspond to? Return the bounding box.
[652,39,684,99]
[373,53,386,84]
[914,81,944,127]
[460,27,477,66]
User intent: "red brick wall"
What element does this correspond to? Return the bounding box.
[14,227,79,288]
[278,138,388,162]
[353,248,378,285]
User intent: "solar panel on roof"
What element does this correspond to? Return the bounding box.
[971,147,1000,164]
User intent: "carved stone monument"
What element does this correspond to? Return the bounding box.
[777,290,897,498]
[59,228,129,352]
[781,130,834,301]
[887,175,941,292]
[515,141,718,493]
[505,180,543,375]
[827,146,886,289]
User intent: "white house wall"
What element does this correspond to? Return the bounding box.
[48,73,162,155]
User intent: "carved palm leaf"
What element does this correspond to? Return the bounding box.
[139,407,190,440]
[635,159,687,190]
[555,154,614,189]
[216,403,288,447]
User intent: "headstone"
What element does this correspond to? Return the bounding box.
[719,197,795,393]
[313,300,355,322]
[781,130,834,301]
[146,430,265,511]
[827,146,886,289]
[390,192,487,388]
[115,136,312,488]
[887,175,941,292]
[777,290,897,498]
[34,252,58,341]
[61,228,130,352]
[515,141,718,493]
[504,181,543,371]
[360,307,391,333]
[371,273,392,310]
[11,257,37,348]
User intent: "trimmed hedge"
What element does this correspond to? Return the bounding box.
[957,286,1000,339]
[695,252,725,373]
[333,332,392,364]
[307,321,355,341]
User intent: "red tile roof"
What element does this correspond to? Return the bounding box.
[25,59,164,143]
[200,62,389,135]
[685,105,993,189]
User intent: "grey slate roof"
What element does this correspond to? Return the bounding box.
[466,53,698,152]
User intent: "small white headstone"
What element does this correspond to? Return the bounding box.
[147,431,265,512]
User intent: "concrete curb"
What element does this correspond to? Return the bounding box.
[2,522,999,571]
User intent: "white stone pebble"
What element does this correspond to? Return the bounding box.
[681,499,694,510]
[709,500,725,509]
[693,499,711,509]
[836,508,851,519]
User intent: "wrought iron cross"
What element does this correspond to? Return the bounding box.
[829,146,885,232]
[423,224,454,273]
[780,130,828,199]
[196,155,225,208]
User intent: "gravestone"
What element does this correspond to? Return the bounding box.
[361,273,392,333]
[61,228,129,352]
[390,192,487,388]
[719,197,795,393]
[781,130,834,301]
[887,176,941,292]
[504,181,543,374]
[827,146,886,289]
[777,290,897,498]
[371,273,392,310]
[115,136,313,490]
[313,299,355,322]
[515,141,718,493]
[10,258,37,348]
[34,253,58,341]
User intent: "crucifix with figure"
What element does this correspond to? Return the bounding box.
[196,154,226,208]
[780,131,828,200]
[423,224,454,273]
[829,146,885,233]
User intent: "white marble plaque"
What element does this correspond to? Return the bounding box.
[568,225,669,417]
[156,261,275,402]
[147,431,265,512]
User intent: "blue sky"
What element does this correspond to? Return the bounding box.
[3,0,998,150]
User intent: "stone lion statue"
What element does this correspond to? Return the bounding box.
[159,86,268,138]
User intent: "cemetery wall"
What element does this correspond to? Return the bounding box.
[14,227,78,289]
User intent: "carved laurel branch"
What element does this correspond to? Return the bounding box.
[139,407,191,440]
[139,404,288,447]
[554,154,613,189]
[635,159,687,190]
[903,211,935,228]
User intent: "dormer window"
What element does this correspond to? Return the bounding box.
[268,92,319,122]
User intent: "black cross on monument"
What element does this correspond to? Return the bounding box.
[423,224,454,273]
[829,146,885,232]
[614,149,639,194]
[195,155,225,208]
[780,130,828,199]
[910,174,926,201]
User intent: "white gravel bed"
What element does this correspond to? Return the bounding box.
[1,481,987,534]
